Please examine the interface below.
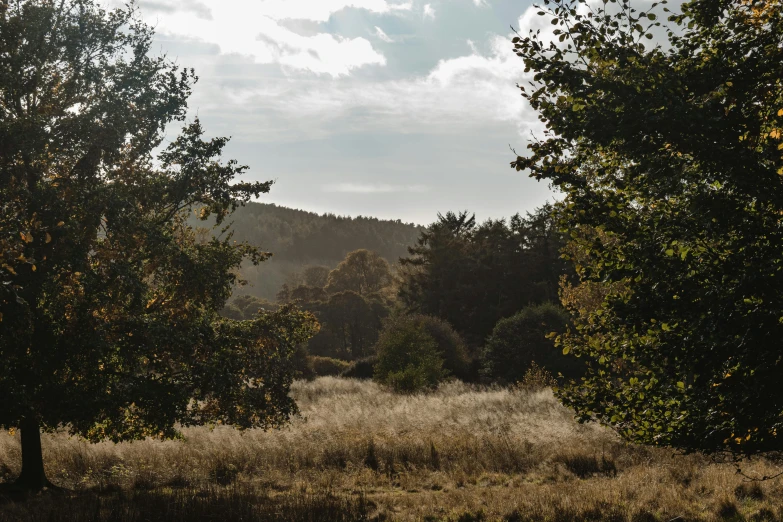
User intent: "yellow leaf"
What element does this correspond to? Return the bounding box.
[45,232,52,244]
[770,129,782,139]
[779,109,783,117]
[57,221,65,227]
[31,265,36,272]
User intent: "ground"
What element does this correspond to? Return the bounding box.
[0,377,781,521]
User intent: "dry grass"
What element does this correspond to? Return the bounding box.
[2,377,783,521]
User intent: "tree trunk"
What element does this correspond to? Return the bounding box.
[15,417,50,491]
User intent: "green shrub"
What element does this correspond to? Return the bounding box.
[340,356,377,379]
[373,320,448,393]
[379,314,470,378]
[309,356,352,377]
[481,303,580,384]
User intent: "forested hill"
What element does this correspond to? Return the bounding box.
[213,202,424,299]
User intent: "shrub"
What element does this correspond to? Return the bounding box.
[516,361,557,391]
[309,356,352,377]
[373,320,448,393]
[481,303,580,384]
[379,314,471,378]
[340,356,377,379]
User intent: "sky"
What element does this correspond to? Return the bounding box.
[105,0,560,225]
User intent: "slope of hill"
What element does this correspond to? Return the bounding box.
[208,202,424,300]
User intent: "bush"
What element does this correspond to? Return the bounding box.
[309,356,352,377]
[340,356,377,379]
[380,314,471,378]
[373,320,449,393]
[481,303,580,385]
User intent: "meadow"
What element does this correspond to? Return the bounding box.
[1,377,782,521]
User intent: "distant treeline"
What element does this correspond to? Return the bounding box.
[195,202,424,299]
[223,204,577,387]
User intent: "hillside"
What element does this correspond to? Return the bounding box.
[208,202,424,300]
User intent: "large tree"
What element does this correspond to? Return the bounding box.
[324,249,393,296]
[0,0,316,491]
[513,0,783,457]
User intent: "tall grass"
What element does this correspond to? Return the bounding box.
[2,377,783,521]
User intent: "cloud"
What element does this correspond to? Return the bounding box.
[423,4,435,19]
[323,183,429,193]
[132,0,388,76]
[202,30,535,145]
[138,0,213,19]
[374,26,394,42]
[256,0,413,22]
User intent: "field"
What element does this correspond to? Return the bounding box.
[1,377,782,521]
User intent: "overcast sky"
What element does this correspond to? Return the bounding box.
[107,0,559,225]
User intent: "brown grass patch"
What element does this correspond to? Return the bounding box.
[2,377,783,521]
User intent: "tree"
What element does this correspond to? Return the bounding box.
[399,207,568,345]
[325,249,393,296]
[480,303,579,385]
[512,0,783,457]
[0,0,317,491]
[306,291,387,359]
[302,265,331,288]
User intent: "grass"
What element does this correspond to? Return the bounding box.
[2,377,783,521]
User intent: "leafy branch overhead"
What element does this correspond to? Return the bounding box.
[512,0,783,457]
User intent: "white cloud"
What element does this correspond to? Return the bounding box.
[473,0,489,6]
[423,3,435,19]
[258,0,412,22]
[128,0,388,76]
[323,183,429,193]
[208,32,534,143]
[374,26,394,42]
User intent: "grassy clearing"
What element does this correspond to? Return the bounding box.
[1,377,782,521]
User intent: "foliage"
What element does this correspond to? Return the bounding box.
[399,206,569,345]
[305,291,389,360]
[324,249,393,296]
[516,362,558,392]
[373,319,449,393]
[381,314,471,378]
[481,303,576,385]
[227,294,279,319]
[309,356,352,378]
[511,0,783,456]
[0,0,317,489]
[340,356,377,380]
[301,266,331,289]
